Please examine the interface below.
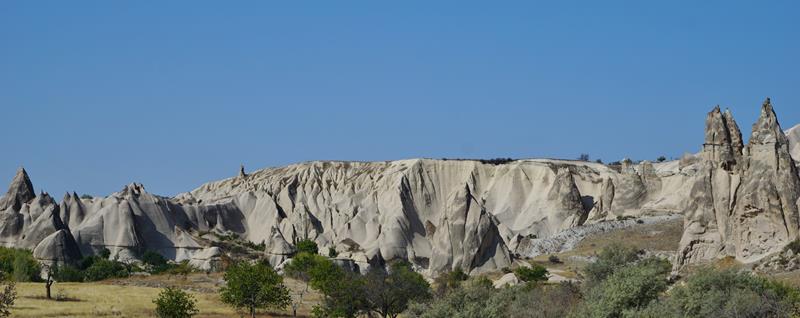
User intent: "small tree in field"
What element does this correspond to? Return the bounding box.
[220,261,291,318]
[153,287,199,318]
[0,273,16,317]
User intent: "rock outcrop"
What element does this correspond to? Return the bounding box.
[0,100,795,276]
[676,99,800,266]
[788,124,800,163]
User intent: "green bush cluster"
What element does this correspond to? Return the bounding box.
[515,264,549,283]
[153,287,198,318]
[284,252,431,318]
[0,247,41,282]
[140,250,195,275]
[403,243,800,318]
[53,248,194,282]
[295,239,319,255]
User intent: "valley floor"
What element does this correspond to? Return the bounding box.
[10,274,320,318]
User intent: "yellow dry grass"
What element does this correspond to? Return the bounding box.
[10,273,320,318]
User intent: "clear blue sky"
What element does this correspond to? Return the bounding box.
[1,1,799,197]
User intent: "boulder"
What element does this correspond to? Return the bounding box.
[33,229,82,265]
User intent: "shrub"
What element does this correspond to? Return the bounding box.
[433,268,469,296]
[630,267,800,317]
[295,239,319,255]
[153,287,199,318]
[80,194,93,200]
[583,244,641,286]
[83,259,129,281]
[548,255,562,264]
[574,257,671,317]
[578,154,590,161]
[10,250,40,282]
[53,265,84,282]
[478,158,515,165]
[142,250,168,268]
[515,265,549,283]
[165,260,195,276]
[328,247,338,258]
[98,248,111,259]
[506,282,582,318]
[220,261,291,318]
[406,278,509,318]
[656,156,667,163]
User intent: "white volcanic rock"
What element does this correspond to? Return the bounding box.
[0,168,35,211]
[185,158,693,275]
[6,103,793,276]
[788,124,800,162]
[493,273,519,288]
[676,99,800,266]
[188,247,222,271]
[33,229,82,265]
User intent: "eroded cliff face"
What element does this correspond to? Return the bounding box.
[676,100,800,267]
[1,101,795,275]
[0,156,691,275]
[788,124,800,163]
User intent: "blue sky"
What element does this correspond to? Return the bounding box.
[1,1,799,196]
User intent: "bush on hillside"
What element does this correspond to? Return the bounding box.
[630,267,800,317]
[295,239,319,255]
[515,265,549,283]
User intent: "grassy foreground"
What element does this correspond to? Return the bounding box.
[10,273,319,317]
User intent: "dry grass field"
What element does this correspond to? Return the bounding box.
[10,273,321,318]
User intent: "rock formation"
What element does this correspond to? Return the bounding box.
[676,99,800,266]
[788,124,800,163]
[0,100,796,275]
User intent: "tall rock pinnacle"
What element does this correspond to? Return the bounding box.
[677,99,800,267]
[732,98,800,261]
[0,167,36,210]
[702,106,743,170]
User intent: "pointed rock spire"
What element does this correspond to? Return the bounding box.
[750,97,788,145]
[702,106,743,170]
[0,167,36,210]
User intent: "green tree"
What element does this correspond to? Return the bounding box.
[219,261,291,318]
[0,278,15,318]
[311,270,366,318]
[153,287,199,318]
[11,250,40,282]
[515,264,549,283]
[295,239,319,255]
[284,253,329,317]
[363,261,432,318]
